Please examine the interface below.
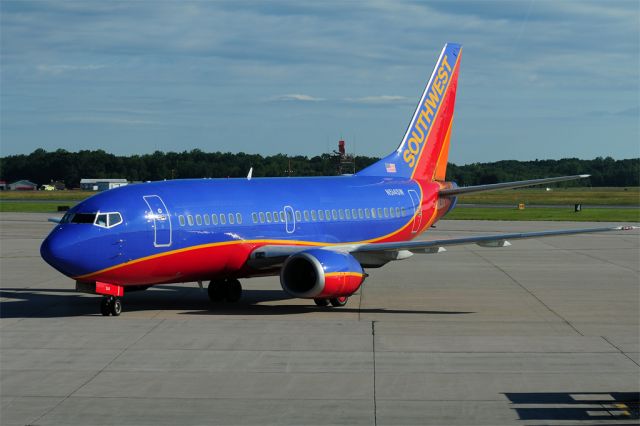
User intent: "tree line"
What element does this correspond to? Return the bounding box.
[0,148,637,188]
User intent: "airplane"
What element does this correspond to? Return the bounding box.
[40,42,636,316]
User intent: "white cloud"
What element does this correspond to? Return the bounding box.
[270,93,325,102]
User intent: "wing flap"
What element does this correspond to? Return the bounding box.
[351,226,635,255]
[246,226,636,270]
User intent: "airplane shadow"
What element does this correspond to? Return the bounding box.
[504,392,639,424]
[0,287,473,318]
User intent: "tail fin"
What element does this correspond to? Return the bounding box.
[356,43,461,181]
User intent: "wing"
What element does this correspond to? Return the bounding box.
[439,175,589,196]
[248,225,637,269]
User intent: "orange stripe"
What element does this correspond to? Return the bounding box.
[325,272,365,278]
[432,114,454,181]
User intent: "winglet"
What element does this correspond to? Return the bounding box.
[247,167,253,181]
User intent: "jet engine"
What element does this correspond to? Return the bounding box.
[280,249,365,298]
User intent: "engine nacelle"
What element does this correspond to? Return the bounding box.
[280,249,365,299]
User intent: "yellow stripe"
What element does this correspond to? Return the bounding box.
[74,209,421,281]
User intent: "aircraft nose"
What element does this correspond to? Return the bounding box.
[41,229,77,277]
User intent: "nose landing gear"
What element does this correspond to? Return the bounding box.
[100,296,122,316]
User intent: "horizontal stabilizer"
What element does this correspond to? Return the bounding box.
[439,175,590,196]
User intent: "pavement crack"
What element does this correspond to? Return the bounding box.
[372,320,377,426]
[602,336,640,368]
[28,318,166,424]
[472,250,584,336]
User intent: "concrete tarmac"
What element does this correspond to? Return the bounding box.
[1,212,638,425]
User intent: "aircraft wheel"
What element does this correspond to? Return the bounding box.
[110,297,122,316]
[330,296,348,307]
[208,280,226,303]
[314,298,329,307]
[100,297,111,316]
[225,279,242,303]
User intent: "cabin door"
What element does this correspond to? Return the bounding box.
[408,189,422,234]
[143,195,172,247]
[283,205,295,234]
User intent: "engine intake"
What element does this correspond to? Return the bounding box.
[280,249,365,299]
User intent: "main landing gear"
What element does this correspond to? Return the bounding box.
[208,278,243,303]
[314,296,349,307]
[100,296,122,316]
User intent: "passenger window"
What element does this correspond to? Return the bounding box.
[345,209,351,220]
[304,210,310,221]
[212,214,218,225]
[220,214,226,225]
[204,215,210,225]
[401,207,406,217]
[266,212,272,223]
[259,212,265,223]
[272,212,279,223]
[95,213,108,228]
[252,212,258,223]
[179,215,186,226]
[371,208,377,219]
[358,208,364,219]
[390,207,395,218]
[377,208,383,218]
[351,208,357,219]
[325,210,331,220]
[311,210,317,221]
[395,207,401,217]
[295,211,301,221]
[318,210,325,221]
[187,215,194,226]
[280,211,285,222]
[365,209,371,219]
[196,215,202,226]
[228,214,235,224]
[236,213,242,224]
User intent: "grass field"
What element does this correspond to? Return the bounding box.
[0,202,77,213]
[458,187,639,206]
[0,191,94,201]
[446,207,639,222]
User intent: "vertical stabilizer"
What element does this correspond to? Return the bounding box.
[356,43,462,181]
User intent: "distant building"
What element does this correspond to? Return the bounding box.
[9,180,38,191]
[0,180,6,191]
[80,178,128,192]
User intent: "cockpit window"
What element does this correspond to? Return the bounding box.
[94,212,123,229]
[109,213,123,227]
[95,214,108,227]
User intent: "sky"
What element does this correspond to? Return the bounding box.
[1,0,638,164]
